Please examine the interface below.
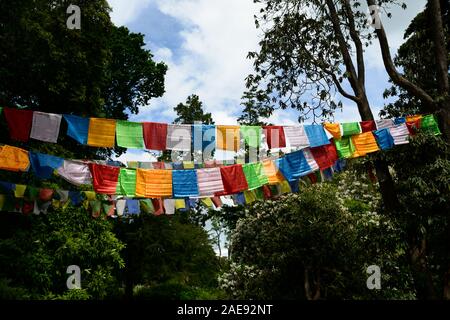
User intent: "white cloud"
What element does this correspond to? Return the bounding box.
[108,0,152,26]
[114,149,158,163]
[133,0,261,123]
[266,109,298,126]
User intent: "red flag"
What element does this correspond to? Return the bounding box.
[263,126,286,149]
[22,201,34,215]
[142,122,168,150]
[308,173,318,184]
[360,120,376,133]
[89,163,120,194]
[310,142,338,170]
[406,119,421,136]
[39,188,54,201]
[262,185,272,199]
[4,108,33,142]
[215,164,248,196]
[152,198,165,216]
[211,196,222,208]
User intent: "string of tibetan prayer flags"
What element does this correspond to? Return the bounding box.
[0,164,338,217]
[1,107,441,153]
[0,141,348,199]
[0,107,444,217]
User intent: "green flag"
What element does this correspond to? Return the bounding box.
[342,122,361,136]
[254,187,265,200]
[335,137,355,158]
[243,162,269,190]
[420,115,441,136]
[240,126,262,148]
[116,120,144,149]
[117,168,137,197]
[140,199,155,214]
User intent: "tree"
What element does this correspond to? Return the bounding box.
[174,95,214,125]
[381,1,450,118]
[220,176,415,299]
[368,0,450,142]
[0,0,167,158]
[381,134,450,299]
[238,90,270,126]
[0,207,125,299]
[0,0,168,300]
[245,0,399,212]
[114,213,221,300]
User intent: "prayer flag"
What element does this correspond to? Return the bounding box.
[263,126,286,149]
[172,170,199,198]
[373,129,394,150]
[116,120,144,149]
[334,137,355,158]
[240,126,262,148]
[0,145,30,172]
[283,126,309,149]
[87,118,116,148]
[64,114,89,144]
[56,160,92,186]
[262,160,285,184]
[242,162,269,190]
[117,168,137,197]
[275,150,312,181]
[196,167,225,197]
[304,125,330,147]
[323,122,342,140]
[29,152,64,179]
[342,122,361,136]
[30,111,62,143]
[217,164,248,195]
[142,122,168,150]
[360,120,376,133]
[135,169,173,198]
[4,107,33,142]
[166,124,191,151]
[351,132,380,157]
[216,125,240,151]
[89,163,120,194]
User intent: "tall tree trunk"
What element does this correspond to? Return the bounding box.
[438,101,450,144]
[429,0,450,144]
[357,95,401,212]
[304,268,321,300]
[408,237,437,300]
[326,0,401,212]
[444,268,450,299]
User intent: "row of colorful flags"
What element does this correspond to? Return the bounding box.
[0,107,441,152]
[0,105,442,218]
[0,166,338,217]
[0,108,439,201]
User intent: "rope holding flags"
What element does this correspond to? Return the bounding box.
[1,107,441,152]
[0,106,444,217]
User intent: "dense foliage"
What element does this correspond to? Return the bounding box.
[0,207,125,299]
[219,170,416,300]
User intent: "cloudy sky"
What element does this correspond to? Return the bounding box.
[108,0,426,161]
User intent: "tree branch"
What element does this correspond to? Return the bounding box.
[342,0,365,87]
[366,0,436,109]
[325,0,361,96]
[429,0,449,95]
[329,71,360,103]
